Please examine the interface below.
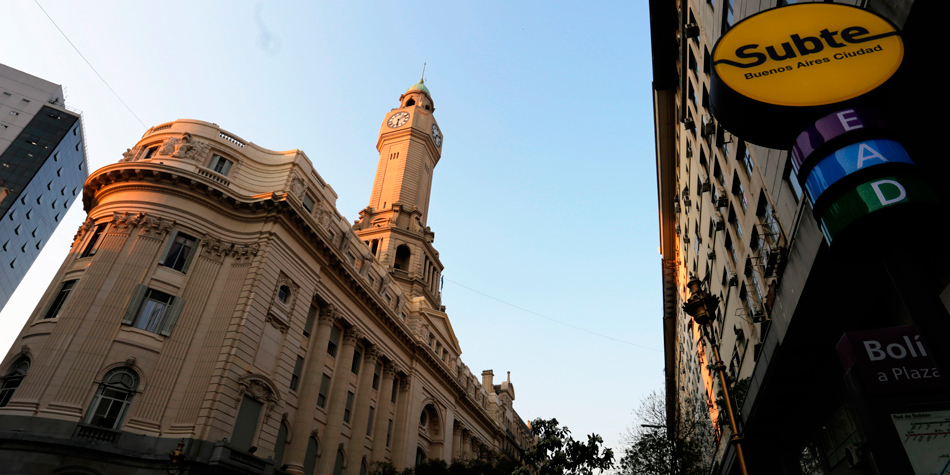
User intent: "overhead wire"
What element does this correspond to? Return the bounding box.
[443,278,661,352]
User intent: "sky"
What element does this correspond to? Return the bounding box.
[0,0,661,454]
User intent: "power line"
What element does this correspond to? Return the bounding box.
[443,277,661,352]
[34,0,147,129]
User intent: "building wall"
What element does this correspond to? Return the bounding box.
[0,97,530,474]
[0,64,88,309]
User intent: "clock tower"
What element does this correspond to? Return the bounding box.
[353,79,445,309]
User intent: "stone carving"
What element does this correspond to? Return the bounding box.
[201,234,232,259]
[274,273,299,308]
[342,328,364,346]
[383,363,397,379]
[159,136,180,156]
[139,215,175,238]
[290,176,305,198]
[171,132,194,158]
[19,345,31,358]
[237,375,280,418]
[265,313,289,334]
[72,219,96,244]
[125,356,137,367]
[231,243,260,261]
[400,374,412,392]
[364,346,381,364]
[318,304,339,326]
[121,147,140,162]
[110,212,145,232]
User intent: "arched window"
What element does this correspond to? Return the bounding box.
[0,358,30,407]
[406,98,416,107]
[86,367,139,429]
[303,436,319,475]
[333,449,345,475]
[394,245,411,270]
[416,447,427,466]
[278,285,291,304]
[273,421,289,466]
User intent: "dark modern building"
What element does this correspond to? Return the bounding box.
[0,63,87,310]
[650,1,945,474]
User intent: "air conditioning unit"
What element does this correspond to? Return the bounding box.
[751,304,766,320]
[683,117,696,131]
[728,272,738,287]
[674,202,681,213]
[707,248,716,260]
[701,115,715,137]
[714,211,725,230]
[715,186,728,208]
[683,196,691,207]
[675,223,682,235]
[684,235,690,244]
[684,23,699,39]
[699,173,710,193]
[765,247,784,277]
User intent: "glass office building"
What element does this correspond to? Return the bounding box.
[0,64,87,310]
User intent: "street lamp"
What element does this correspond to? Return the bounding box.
[682,275,750,475]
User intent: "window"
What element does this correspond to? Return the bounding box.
[328,326,341,357]
[728,207,742,238]
[304,437,319,475]
[122,285,183,336]
[317,374,331,408]
[303,304,318,338]
[85,367,139,429]
[80,224,106,258]
[0,359,30,407]
[725,232,738,265]
[757,195,781,244]
[739,142,754,177]
[732,172,748,210]
[372,363,381,390]
[391,378,398,403]
[367,406,375,435]
[274,422,289,466]
[160,231,198,273]
[143,146,158,159]
[208,154,234,175]
[722,0,735,32]
[290,356,304,391]
[43,279,78,319]
[278,285,291,304]
[303,194,315,212]
[386,419,393,447]
[343,391,355,424]
[231,395,263,451]
[351,348,362,374]
[785,160,804,202]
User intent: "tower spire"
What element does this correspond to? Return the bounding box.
[421,62,426,83]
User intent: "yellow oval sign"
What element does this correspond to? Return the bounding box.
[712,4,903,107]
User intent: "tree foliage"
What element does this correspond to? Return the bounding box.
[616,391,714,475]
[515,418,614,475]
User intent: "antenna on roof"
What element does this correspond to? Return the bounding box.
[421,63,426,83]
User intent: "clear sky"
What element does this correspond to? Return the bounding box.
[0,0,661,454]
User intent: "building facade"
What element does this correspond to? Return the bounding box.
[0,63,88,310]
[0,81,531,475]
[651,1,946,474]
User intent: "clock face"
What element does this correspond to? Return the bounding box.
[387,112,410,128]
[431,124,442,147]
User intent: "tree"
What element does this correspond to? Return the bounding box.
[515,418,615,475]
[616,391,714,475]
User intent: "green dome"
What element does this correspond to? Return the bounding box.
[407,79,430,96]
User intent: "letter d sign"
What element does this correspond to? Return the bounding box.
[871,179,906,206]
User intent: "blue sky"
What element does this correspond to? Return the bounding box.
[0,0,661,452]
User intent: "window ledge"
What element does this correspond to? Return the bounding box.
[116,326,165,351]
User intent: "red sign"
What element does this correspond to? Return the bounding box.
[837,326,942,394]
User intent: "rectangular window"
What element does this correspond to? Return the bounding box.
[160,231,198,273]
[367,406,375,435]
[372,363,381,390]
[80,224,106,258]
[43,280,77,319]
[343,391,354,423]
[122,285,183,336]
[351,348,362,374]
[328,326,341,357]
[740,143,754,177]
[209,154,234,175]
[391,379,398,403]
[786,161,804,202]
[290,356,304,391]
[303,304,318,338]
[302,194,315,212]
[732,173,748,210]
[317,374,331,408]
[144,146,158,159]
[386,419,393,447]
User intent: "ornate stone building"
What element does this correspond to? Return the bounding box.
[0,81,531,474]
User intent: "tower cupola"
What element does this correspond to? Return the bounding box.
[400,79,434,111]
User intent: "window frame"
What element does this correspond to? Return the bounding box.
[85,367,139,430]
[208,154,234,176]
[122,285,184,336]
[0,358,30,407]
[159,230,199,273]
[80,223,107,258]
[42,279,78,319]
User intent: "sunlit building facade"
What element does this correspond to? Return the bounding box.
[652,0,945,474]
[0,82,531,474]
[0,63,88,311]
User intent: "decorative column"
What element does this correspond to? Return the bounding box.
[345,346,380,474]
[284,306,339,475]
[452,425,462,459]
[370,363,396,462]
[390,374,413,469]
[316,328,362,475]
